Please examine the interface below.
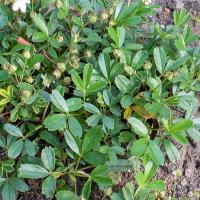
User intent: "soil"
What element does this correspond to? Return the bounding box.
[153,1,200,199]
[8,1,200,200]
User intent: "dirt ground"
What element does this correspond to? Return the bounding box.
[153,1,200,199]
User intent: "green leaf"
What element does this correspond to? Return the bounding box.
[24,139,37,156]
[44,114,67,131]
[98,53,110,79]
[188,128,200,142]
[0,15,8,29]
[83,64,93,89]
[82,126,103,154]
[83,151,107,165]
[42,176,56,198]
[131,50,148,70]
[128,117,148,137]
[147,180,165,192]
[86,114,101,127]
[10,177,29,192]
[50,90,69,113]
[169,131,188,144]
[66,98,82,112]
[0,135,6,148]
[64,130,80,155]
[122,182,135,200]
[8,140,23,158]
[31,13,48,35]
[40,131,61,147]
[169,119,193,134]
[164,140,180,163]
[56,190,77,200]
[68,116,82,137]
[41,0,55,7]
[165,54,190,71]
[41,146,55,171]
[82,179,92,200]
[83,103,101,114]
[131,138,149,157]
[71,73,83,91]
[149,140,164,166]
[87,80,106,93]
[2,182,15,200]
[153,47,166,74]
[115,75,132,93]
[92,176,112,187]
[118,26,125,48]
[32,32,48,42]
[3,123,23,137]
[108,26,118,46]
[18,164,49,179]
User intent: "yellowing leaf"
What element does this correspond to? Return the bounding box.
[0,98,10,106]
[0,89,9,98]
[7,85,13,97]
[123,107,132,120]
[132,105,154,120]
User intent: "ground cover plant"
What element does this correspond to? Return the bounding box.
[0,0,200,199]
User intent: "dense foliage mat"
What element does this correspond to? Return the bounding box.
[0,0,200,199]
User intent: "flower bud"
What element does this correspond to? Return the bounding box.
[21,90,32,100]
[56,0,63,8]
[57,63,66,73]
[109,20,116,26]
[84,50,92,58]
[109,8,114,15]
[53,69,62,79]
[9,65,17,74]
[74,33,80,43]
[23,50,31,59]
[2,64,9,71]
[71,62,79,69]
[101,10,109,21]
[70,46,78,54]
[143,60,152,70]
[104,188,112,196]
[165,71,174,80]
[70,55,79,63]
[26,76,34,84]
[172,169,182,177]
[34,62,41,70]
[56,35,63,43]
[64,76,71,85]
[41,74,50,87]
[113,49,122,58]
[89,13,98,24]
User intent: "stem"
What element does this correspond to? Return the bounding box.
[75,154,82,171]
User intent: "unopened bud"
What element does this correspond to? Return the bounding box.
[144,60,152,70]
[89,13,98,24]
[53,69,62,79]
[23,50,31,59]
[56,0,63,8]
[165,71,174,80]
[26,76,34,84]
[101,10,109,21]
[9,65,17,74]
[113,49,122,58]
[34,62,41,70]
[64,76,71,85]
[56,35,63,43]
[84,50,92,58]
[57,63,66,73]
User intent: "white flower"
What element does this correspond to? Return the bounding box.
[12,0,30,13]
